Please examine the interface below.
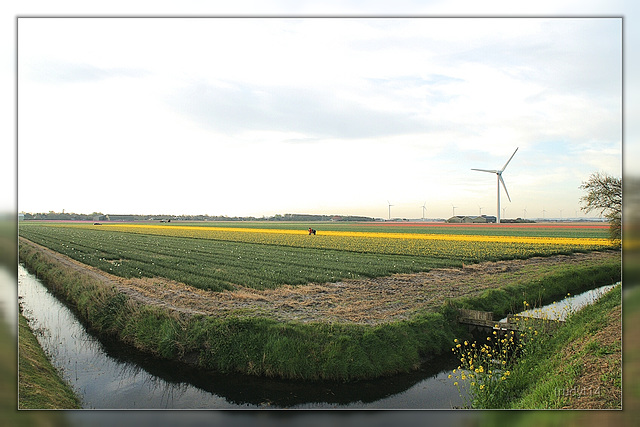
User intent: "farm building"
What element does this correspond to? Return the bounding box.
[446,215,496,223]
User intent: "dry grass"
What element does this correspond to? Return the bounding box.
[19,238,619,325]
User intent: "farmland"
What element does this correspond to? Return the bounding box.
[17,220,620,381]
[18,221,613,292]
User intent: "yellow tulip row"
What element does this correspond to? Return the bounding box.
[87,223,612,260]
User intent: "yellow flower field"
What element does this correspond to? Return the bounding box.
[82,223,613,261]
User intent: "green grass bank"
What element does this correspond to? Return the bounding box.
[18,240,620,381]
[467,283,622,409]
[18,311,81,409]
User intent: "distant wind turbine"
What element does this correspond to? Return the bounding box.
[422,202,427,221]
[478,205,483,216]
[387,200,393,220]
[452,205,457,217]
[472,147,518,224]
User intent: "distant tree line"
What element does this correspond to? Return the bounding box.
[270,214,376,222]
[21,211,106,221]
[20,211,376,222]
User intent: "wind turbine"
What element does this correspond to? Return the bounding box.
[472,147,518,224]
[452,204,457,217]
[478,205,483,216]
[387,200,393,220]
[422,202,427,221]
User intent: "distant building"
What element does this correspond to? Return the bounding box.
[18,213,24,221]
[447,215,496,223]
[105,214,136,222]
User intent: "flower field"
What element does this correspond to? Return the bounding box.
[18,221,615,292]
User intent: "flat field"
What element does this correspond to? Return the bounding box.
[18,221,613,293]
[17,221,621,380]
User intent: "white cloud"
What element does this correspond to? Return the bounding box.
[15,15,623,218]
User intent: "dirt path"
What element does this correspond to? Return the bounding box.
[19,237,620,325]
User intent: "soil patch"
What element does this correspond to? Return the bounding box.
[19,238,619,325]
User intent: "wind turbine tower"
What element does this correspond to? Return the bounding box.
[422,202,427,221]
[472,147,518,224]
[387,201,393,221]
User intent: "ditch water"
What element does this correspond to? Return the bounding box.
[497,283,620,323]
[16,264,618,410]
[17,264,463,409]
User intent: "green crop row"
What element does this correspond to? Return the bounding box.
[18,224,461,291]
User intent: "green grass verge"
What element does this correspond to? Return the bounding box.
[18,312,81,409]
[506,284,621,409]
[2,284,75,424]
[460,284,622,409]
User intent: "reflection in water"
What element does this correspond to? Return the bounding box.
[498,283,619,322]
[17,264,464,409]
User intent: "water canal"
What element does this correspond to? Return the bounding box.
[16,264,618,409]
[17,264,464,409]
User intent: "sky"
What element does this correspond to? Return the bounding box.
[4,1,636,220]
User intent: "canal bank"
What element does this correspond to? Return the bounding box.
[18,238,620,382]
[18,310,81,409]
[17,264,465,409]
[462,282,622,409]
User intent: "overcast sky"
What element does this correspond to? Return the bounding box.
[8,2,635,219]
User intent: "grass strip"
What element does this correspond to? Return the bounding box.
[501,284,621,409]
[18,312,81,409]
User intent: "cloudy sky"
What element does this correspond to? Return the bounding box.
[9,2,634,219]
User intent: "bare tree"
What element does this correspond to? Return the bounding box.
[580,172,622,243]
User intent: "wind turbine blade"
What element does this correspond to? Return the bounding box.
[471,168,499,173]
[499,175,511,202]
[501,147,519,171]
